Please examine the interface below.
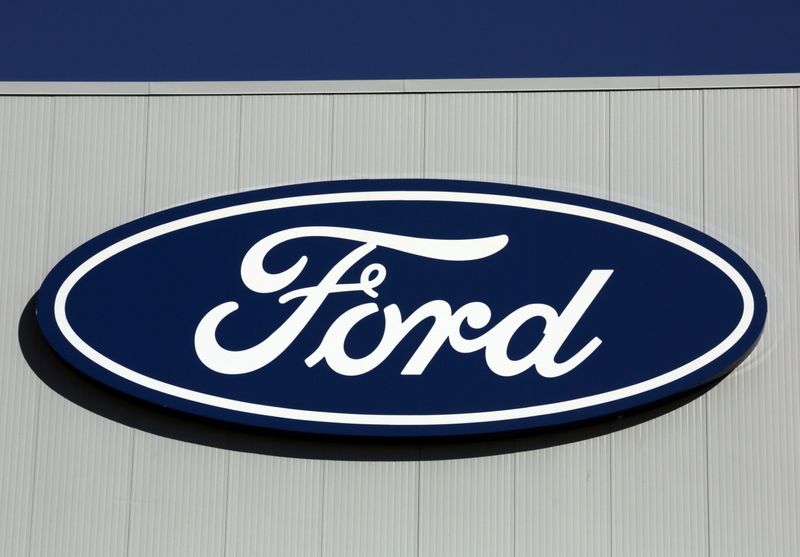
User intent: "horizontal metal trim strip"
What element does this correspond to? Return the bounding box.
[1,73,799,95]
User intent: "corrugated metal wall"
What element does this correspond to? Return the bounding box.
[0,88,797,556]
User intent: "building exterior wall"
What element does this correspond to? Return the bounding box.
[0,87,797,556]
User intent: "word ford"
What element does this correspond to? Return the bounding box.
[195,226,613,378]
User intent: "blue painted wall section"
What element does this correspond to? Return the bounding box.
[2,0,799,81]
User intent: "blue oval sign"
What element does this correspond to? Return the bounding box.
[36,180,767,437]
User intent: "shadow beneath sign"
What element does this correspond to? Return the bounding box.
[19,294,718,462]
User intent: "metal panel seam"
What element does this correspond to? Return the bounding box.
[702,89,712,557]
[606,90,613,557]
[221,448,231,557]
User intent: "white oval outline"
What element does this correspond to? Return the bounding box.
[52,190,755,426]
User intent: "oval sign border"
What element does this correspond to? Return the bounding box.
[36,180,768,437]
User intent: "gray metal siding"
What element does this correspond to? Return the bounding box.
[515,90,612,557]
[29,96,147,557]
[226,454,322,557]
[131,95,241,557]
[516,438,610,556]
[240,95,332,189]
[517,90,609,198]
[425,93,515,182]
[0,96,54,557]
[703,88,800,557]
[332,94,424,180]
[609,90,708,557]
[0,89,797,556]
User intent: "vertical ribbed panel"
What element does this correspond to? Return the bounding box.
[0,97,53,557]
[512,90,612,556]
[324,93,422,557]
[424,93,515,181]
[609,90,708,557]
[610,402,708,557]
[610,90,704,228]
[224,93,331,557]
[127,435,228,557]
[323,460,417,557]
[131,95,241,557]
[29,394,134,557]
[517,91,608,196]
[27,96,147,557]
[419,454,514,557]
[47,96,148,263]
[417,92,516,557]
[239,94,332,190]
[146,96,240,210]
[225,454,322,556]
[332,94,424,179]
[704,88,800,556]
[516,438,610,556]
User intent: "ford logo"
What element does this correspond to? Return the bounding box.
[36,180,767,437]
